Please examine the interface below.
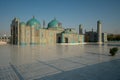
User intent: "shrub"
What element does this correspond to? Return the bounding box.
[109,47,118,56]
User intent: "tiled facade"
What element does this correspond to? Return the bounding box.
[10,17,84,45]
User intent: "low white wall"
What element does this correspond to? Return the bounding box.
[0,41,7,45]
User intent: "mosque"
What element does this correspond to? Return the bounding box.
[10,17,84,45]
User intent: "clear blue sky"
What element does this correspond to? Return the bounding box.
[0,0,120,35]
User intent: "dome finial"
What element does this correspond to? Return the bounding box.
[26,17,41,27]
[33,16,35,19]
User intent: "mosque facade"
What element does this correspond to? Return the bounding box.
[10,17,84,45]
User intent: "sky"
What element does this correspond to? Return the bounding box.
[0,0,120,35]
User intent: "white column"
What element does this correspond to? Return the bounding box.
[97,20,102,43]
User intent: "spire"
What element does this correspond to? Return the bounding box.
[85,29,86,33]
[58,22,62,27]
[54,17,56,20]
[79,24,83,34]
[33,16,35,19]
[43,20,45,28]
[79,24,82,28]
[92,28,93,32]
[97,20,102,43]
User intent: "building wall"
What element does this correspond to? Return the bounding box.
[20,24,26,45]
[18,26,64,45]
[79,35,84,43]
[25,26,30,44]
[39,29,56,45]
[102,33,107,42]
[60,33,84,43]
[85,32,97,42]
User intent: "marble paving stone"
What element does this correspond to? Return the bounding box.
[65,56,100,65]
[15,62,61,80]
[0,66,19,80]
[46,59,85,71]
[37,59,120,80]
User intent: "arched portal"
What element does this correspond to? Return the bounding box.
[57,37,61,43]
[65,37,68,43]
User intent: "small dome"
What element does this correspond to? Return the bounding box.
[27,17,41,28]
[48,18,61,28]
[20,22,26,27]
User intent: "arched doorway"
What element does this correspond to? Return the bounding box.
[57,37,61,43]
[65,37,68,43]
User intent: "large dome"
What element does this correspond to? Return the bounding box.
[26,17,41,28]
[48,18,62,29]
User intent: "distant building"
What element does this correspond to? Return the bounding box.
[85,20,107,43]
[10,17,84,45]
[0,34,10,43]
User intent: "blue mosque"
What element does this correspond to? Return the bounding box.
[10,17,84,45]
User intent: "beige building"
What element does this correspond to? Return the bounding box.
[10,17,84,45]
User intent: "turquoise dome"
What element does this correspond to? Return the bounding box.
[20,22,26,27]
[27,17,41,28]
[48,19,60,28]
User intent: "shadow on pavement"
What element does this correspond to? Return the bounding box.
[36,59,120,80]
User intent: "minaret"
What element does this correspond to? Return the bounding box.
[92,28,93,32]
[43,20,45,28]
[97,20,102,44]
[85,29,86,33]
[11,17,20,45]
[79,24,83,34]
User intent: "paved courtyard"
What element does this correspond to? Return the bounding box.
[0,43,120,80]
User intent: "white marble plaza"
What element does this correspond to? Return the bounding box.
[0,43,120,80]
